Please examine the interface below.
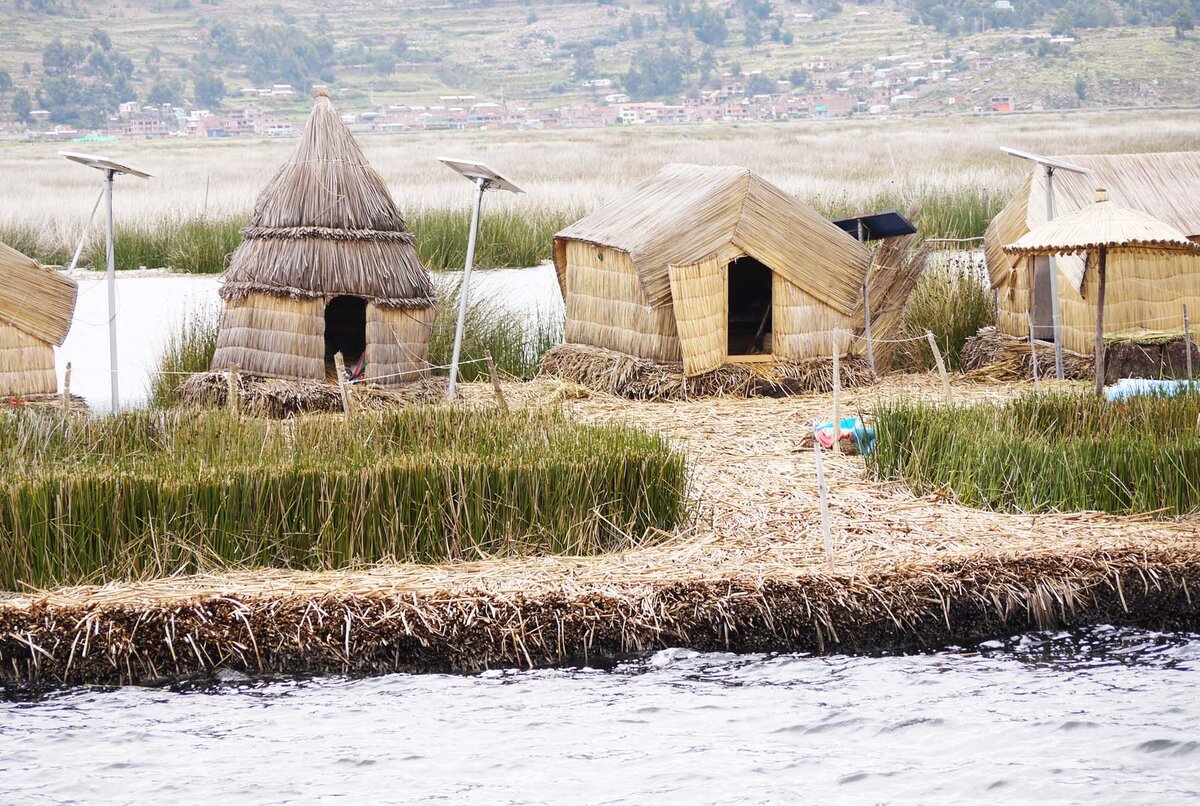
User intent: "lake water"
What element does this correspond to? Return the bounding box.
[58,266,563,412]
[3,626,1198,804]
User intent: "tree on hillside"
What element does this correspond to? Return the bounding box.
[623,45,685,99]
[744,15,762,46]
[12,88,32,122]
[1174,9,1195,38]
[0,70,12,93]
[194,72,225,106]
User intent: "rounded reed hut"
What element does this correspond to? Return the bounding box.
[551,163,873,376]
[212,88,435,385]
[984,152,1200,355]
[0,242,77,397]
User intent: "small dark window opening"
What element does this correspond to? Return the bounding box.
[728,257,772,355]
[324,295,367,370]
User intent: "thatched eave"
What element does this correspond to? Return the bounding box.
[0,242,78,346]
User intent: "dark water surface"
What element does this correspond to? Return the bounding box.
[2,626,1199,804]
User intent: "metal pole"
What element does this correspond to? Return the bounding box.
[1045,165,1065,381]
[857,221,875,376]
[105,169,120,413]
[1184,304,1193,384]
[447,176,487,400]
[67,187,105,272]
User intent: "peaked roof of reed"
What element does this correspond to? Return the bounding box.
[221,87,434,308]
[0,241,78,346]
[985,151,1200,289]
[1006,188,1200,258]
[553,163,871,315]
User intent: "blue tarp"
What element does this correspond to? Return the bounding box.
[1105,378,1200,402]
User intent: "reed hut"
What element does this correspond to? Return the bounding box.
[552,163,872,376]
[984,152,1200,354]
[213,87,435,385]
[0,242,78,397]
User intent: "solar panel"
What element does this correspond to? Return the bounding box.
[438,158,523,194]
[59,151,151,179]
[831,210,918,241]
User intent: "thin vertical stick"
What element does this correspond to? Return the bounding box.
[227,362,239,420]
[831,340,842,454]
[334,352,352,420]
[1094,246,1107,397]
[1185,305,1195,386]
[862,278,875,376]
[1027,313,1039,389]
[813,441,834,573]
[61,362,72,415]
[485,349,508,411]
[926,330,953,404]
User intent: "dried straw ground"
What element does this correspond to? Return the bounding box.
[3,373,1199,688]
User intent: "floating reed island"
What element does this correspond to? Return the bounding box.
[2,375,1198,690]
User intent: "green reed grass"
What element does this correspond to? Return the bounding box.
[0,407,689,590]
[867,392,1200,516]
[148,304,223,409]
[409,206,580,270]
[894,261,995,372]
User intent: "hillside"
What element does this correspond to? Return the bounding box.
[0,0,1198,130]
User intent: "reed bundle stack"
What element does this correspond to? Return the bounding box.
[984,152,1200,355]
[0,242,77,397]
[180,370,445,417]
[961,326,1093,380]
[213,87,435,386]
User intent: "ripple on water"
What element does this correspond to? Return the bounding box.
[2,626,1200,805]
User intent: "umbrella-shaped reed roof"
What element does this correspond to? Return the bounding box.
[221,87,434,308]
[0,241,78,346]
[553,163,871,316]
[1005,188,1200,258]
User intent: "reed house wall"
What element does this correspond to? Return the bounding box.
[213,293,326,380]
[366,304,436,385]
[0,325,56,396]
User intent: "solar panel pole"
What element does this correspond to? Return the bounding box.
[1045,165,1065,381]
[447,175,488,400]
[857,221,875,376]
[104,169,120,412]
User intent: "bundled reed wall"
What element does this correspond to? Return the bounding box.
[998,252,1200,353]
[0,324,56,397]
[773,274,857,360]
[212,293,325,380]
[563,242,680,361]
[366,304,436,384]
[668,255,727,375]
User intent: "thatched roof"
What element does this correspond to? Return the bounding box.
[221,87,434,308]
[1006,189,1200,258]
[0,241,78,346]
[553,163,871,316]
[985,151,1200,289]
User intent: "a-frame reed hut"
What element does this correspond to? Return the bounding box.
[552,163,873,376]
[0,242,77,397]
[984,152,1200,354]
[213,88,435,385]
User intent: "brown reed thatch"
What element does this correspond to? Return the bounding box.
[180,371,444,417]
[220,87,434,308]
[961,326,1094,380]
[0,242,77,347]
[984,153,1200,354]
[539,342,872,400]
[553,163,870,315]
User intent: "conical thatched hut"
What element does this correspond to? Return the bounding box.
[552,163,873,376]
[0,242,78,397]
[212,88,435,385]
[984,152,1200,354]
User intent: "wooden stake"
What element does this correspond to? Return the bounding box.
[1027,313,1039,389]
[831,342,842,454]
[1094,246,1107,397]
[227,362,239,421]
[813,440,834,574]
[926,331,953,404]
[485,349,508,411]
[1185,305,1195,386]
[60,364,71,414]
[334,352,352,419]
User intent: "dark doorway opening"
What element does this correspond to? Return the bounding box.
[1031,256,1055,341]
[324,296,367,371]
[728,257,772,355]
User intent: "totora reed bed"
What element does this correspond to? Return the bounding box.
[2,374,1199,690]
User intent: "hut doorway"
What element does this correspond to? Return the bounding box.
[324,295,367,371]
[1031,257,1055,341]
[727,256,772,356]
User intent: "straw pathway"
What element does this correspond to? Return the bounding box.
[2,373,1198,688]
